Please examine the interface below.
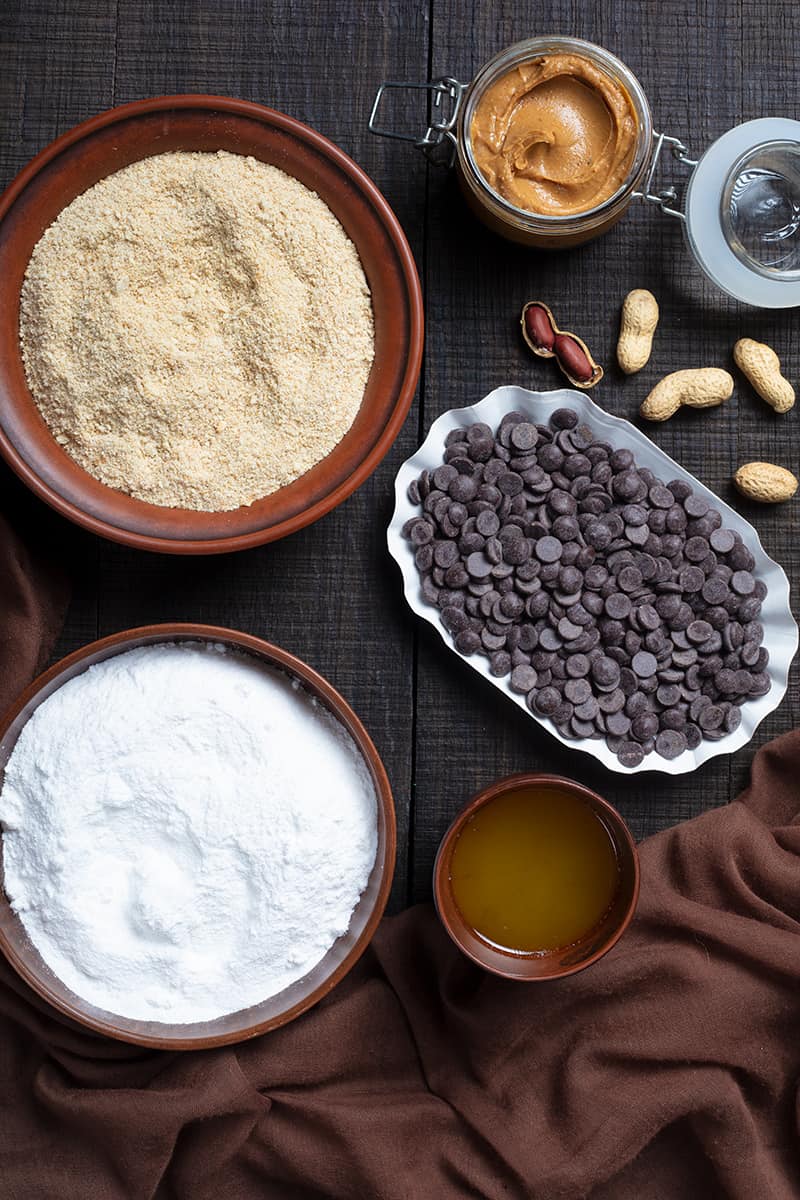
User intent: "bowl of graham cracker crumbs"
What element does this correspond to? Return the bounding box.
[0,96,423,553]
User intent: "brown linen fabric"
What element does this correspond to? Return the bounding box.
[1,521,800,1199]
[0,503,68,714]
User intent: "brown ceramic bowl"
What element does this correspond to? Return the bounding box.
[433,773,639,981]
[0,96,423,554]
[0,624,396,1048]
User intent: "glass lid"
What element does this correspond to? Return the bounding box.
[684,118,800,307]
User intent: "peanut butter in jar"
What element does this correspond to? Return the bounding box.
[456,38,652,248]
[469,53,638,218]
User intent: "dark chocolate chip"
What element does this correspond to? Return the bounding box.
[618,566,642,595]
[710,528,735,554]
[698,704,724,730]
[510,422,538,451]
[454,630,481,655]
[684,536,709,562]
[684,494,709,518]
[656,683,682,707]
[606,711,631,736]
[497,471,524,497]
[725,705,742,733]
[605,592,632,620]
[701,577,729,605]
[731,570,755,596]
[575,696,600,721]
[729,543,755,571]
[433,541,459,569]
[409,519,433,546]
[564,677,592,704]
[591,656,621,687]
[598,688,626,713]
[679,566,704,593]
[631,650,658,678]
[539,628,563,652]
[466,551,493,579]
[661,707,687,731]
[631,712,659,741]
[535,535,563,563]
[411,408,769,767]
[448,474,478,503]
[531,687,559,715]
[510,665,538,693]
[650,485,675,509]
[617,741,645,767]
[655,729,687,759]
[686,620,713,645]
[475,509,500,537]
[489,651,512,676]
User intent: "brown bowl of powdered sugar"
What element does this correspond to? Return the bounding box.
[0,96,423,553]
[0,624,396,1047]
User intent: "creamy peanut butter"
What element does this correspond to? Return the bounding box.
[469,54,638,217]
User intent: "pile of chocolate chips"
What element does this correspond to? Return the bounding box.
[403,408,771,767]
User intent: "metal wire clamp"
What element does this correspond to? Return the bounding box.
[633,131,699,221]
[368,78,467,165]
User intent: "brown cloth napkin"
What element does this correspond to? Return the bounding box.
[2,521,800,1200]
[0,504,67,714]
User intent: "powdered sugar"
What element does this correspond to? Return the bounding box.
[0,642,378,1023]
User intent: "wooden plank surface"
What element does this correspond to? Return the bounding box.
[0,0,430,911]
[410,0,798,895]
[1,0,798,912]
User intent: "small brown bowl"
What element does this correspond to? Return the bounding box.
[0,624,396,1048]
[0,95,423,554]
[433,772,639,981]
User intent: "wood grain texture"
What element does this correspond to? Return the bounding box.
[1,0,798,911]
[0,0,429,911]
[412,0,800,896]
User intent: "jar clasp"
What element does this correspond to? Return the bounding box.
[369,78,467,165]
[633,131,699,220]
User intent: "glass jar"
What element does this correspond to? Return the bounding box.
[371,38,800,305]
[370,36,654,249]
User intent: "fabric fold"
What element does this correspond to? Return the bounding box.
[1,497,799,1198]
[0,507,68,714]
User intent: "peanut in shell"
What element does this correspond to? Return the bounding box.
[733,338,795,414]
[733,461,798,504]
[640,368,734,422]
[617,289,659,374]
[520,301,603,389]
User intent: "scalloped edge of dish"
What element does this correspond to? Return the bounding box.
[387,385,798,776]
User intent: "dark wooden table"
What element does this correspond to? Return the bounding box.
[2,0,797,912]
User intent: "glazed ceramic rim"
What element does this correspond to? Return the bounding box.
[0,95,423,554]
[433,772,640,980]
[0,624,396,1048]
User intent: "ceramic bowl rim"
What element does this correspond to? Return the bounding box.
[0,623,396,1048]
[433,771,640,981]
[0,94,424,554]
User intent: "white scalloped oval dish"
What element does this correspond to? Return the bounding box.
[387,386,798,775]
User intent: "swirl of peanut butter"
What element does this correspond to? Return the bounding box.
[469,54,638,217]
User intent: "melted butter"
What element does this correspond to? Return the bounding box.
[449,786,620,953]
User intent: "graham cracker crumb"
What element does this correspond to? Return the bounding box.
[19,150,375,512]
